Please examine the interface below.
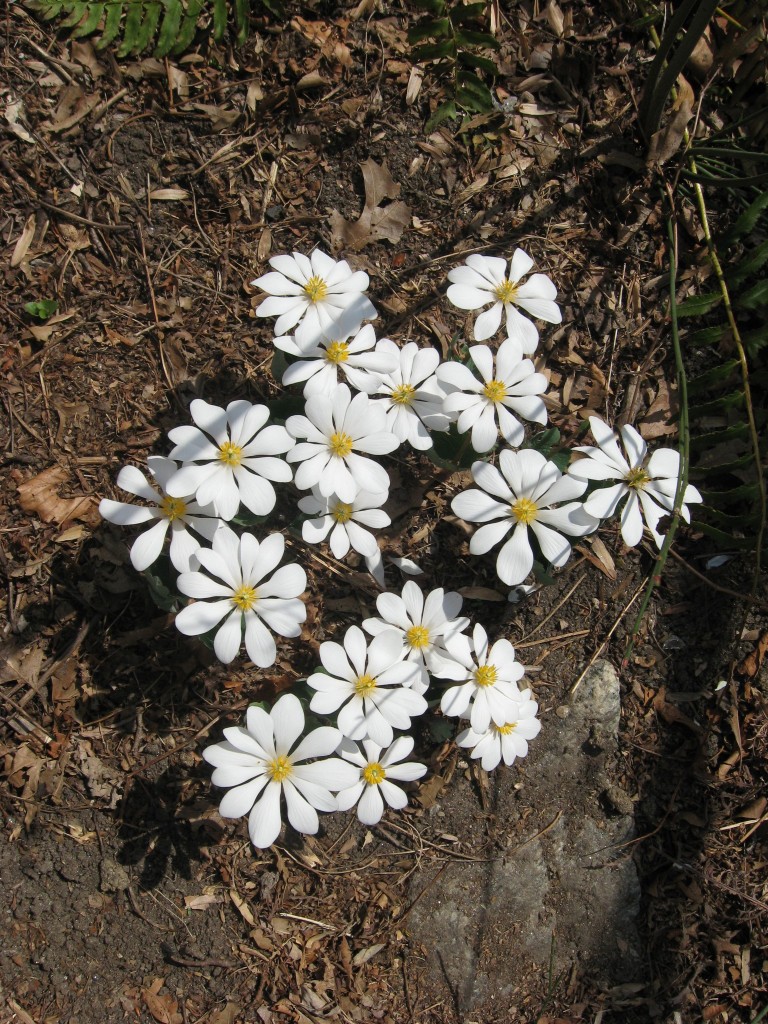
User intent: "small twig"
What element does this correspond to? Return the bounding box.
[667,548,768,612]
[570,577,646,694]
[127,886,174,932]
[35,198,131,232]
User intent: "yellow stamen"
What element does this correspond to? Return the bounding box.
[494,279,517,304]
[354,674,377,698]
[474,664,498,688]
[483,379,507,403]
[494,722,517,736]
[218,441,243,467]
[406,625,430,650]
[625,467,650,490]
[363,762,386,785]
[328,431,353,458]
[511,497,538,524]
[324,341,349,364]
[232,584,258,611]
[332,501,354,524]
[392,383,416,406]
[161,495,187,522]
[268,755,292,782]
[304,275,328,304]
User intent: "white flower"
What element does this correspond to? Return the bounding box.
[276,323,397,397]
[456,689,541,770]
[568,417,703,547]
[362,580,469,695]
[451,448,598,586]
[202,693,359,849]
[286,383,399,502]
[175,527,306,667]
[436,338,548,453]
[446,249,562,350]
[307,626,426,746]
[99,456,221,572]
[438,624,526,733]
[166,399,293,522]
[369,339,451,450]
[336,736,427,824]
[252,249,377,347]
[299,487,390,559]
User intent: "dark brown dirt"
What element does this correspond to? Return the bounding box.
[2,2,767,1023]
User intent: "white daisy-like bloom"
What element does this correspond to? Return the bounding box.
[165,399,293,522]
[446,248,562,350]
[307,626,426,746]
[299,487,390,559]
[368,339,451,450]
[99,456,221,573]
[438,623,526,733]
[275,323,398,398]
[456,688,541,770]
[362,580,470,695]
[568,416,703,548]
[252,249,378,348]
[286,383,399,502]
[336,736,427,825]
[451,448,598,586]
[202,693,359,849]
[436,338,548,453]
[175,527,306,667]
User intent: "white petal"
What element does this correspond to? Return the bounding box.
[248,783,283,848]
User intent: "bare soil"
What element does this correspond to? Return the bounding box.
[2,3,767,1023]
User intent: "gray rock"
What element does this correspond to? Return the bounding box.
[99,857,130,893]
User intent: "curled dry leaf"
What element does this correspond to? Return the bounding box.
[329,158,411,250]
[17,466,99,526]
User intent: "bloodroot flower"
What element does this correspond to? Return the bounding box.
[307,626,426,746]
[286,383,399,502]
[175,528,306,667]
[298,487,391,560]
[456,688,541,770]
[166,399,293,522]
[438,624,526,733]
[446,249,562,350]
[275,323,397,397]
[436,338,548,453]
[451,449,598,586]
[203,693,358,849]
[369,339,451,450]
[568,416,703,548]
[99,456,220,572]
[252,250,377,347]
[336,736,427,824]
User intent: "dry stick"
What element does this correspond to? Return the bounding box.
[34,198,132,232]
[520,572,586,641]
[569,577,647,695]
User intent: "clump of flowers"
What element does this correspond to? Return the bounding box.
[99,243,700,851]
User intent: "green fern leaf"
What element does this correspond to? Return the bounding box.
[118,0,146,55]
[727,240,768,289]
[154,0,182,55]
[97,0,125,48]
[676,291,722,318]
[61,1,88,27]
[234,0,249,45]
[735,278,768,312]
[73,1,105,36]
[212,0,227,40]
[720,191,768,247]
[135,1,163,52]
[172,0,204,52]
[687,359,740,394]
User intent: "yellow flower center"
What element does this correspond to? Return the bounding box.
[218,441,243,467]
[494,279,517,304]
[483,379,507,404]
[332,501,354,524]
[406,625,430,650]
[354,674,377,698]
[363,762,386,785]
[328,431,354,458]
[391,383,416,406]
[324,341,349,364]
[304,275,328,303]
[473,664,498,688]
[161,495,187,522]
[268,755,292,782]
[511,497,538,525]
[494,722,517,735]
[625,467,650,490]
[232,584,258,611]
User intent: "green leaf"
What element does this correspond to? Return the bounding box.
[234,0,249,44]
[408,17,452,42]
[425,98,458,132]
[24,299,58,319]
[135,0,162,52]
[743,325,768,358]
[412,0,446,14]
[720,190,768,247]
[676,291,723,317]
[451,2,487,24]
[689,421,750,448]
[143,564,182,613]
[453,27,499,49]
[687,358,740,394]
[735,277,768,311]
[685,324,729,347]
[456,50,498,75]
[118,0,146,55]
[412,39,457,61]
[72,1,105,37]
[154,0,181,55]
[212,0,227,40]
[727,239,768,289]
[688,390,745,418]
[455,84,493,113]
[61,1,88,28]
[427,423,479,470]
[693,522,753,549]
[172,0,205,52]
[98,0,125,48]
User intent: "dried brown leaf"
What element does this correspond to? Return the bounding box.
[329,158,411,250]
[17,466,98,526]
[646,76,695,167]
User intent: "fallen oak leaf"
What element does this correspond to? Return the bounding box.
[17,466,99,526]
[329,158,411,250]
